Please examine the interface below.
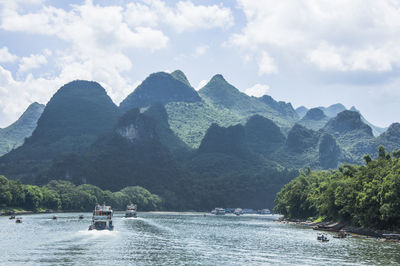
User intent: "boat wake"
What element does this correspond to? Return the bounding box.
[121,217,137,220]
[77,229,119,237]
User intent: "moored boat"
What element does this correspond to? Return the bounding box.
[211,208,225,215]
[15,217,22,223]
[234,208,243,216]
[9,215,15,220]
[125,204,137,218]
[88,204,114,231]
[258,209,271,215]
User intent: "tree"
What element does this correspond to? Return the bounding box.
[0,175,12,206]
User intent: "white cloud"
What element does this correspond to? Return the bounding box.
[245,83,270,97]
[258,51,277,75]
[124,0,234,33]
[167,1,233,33]
[308,43,394,72]
[0,47,18,62]
[0,0,168,126]
[195,79,208,91]
[194,45,209,57]
[231,0,400,74]
[18,49,51,73]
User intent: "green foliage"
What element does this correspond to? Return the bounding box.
[274,146,400,230]
[0,177,162,212]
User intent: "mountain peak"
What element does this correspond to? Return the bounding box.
[120,72,201,112]
[171,70,191,87]
[379,122,400,142]
[295,106,309,119]
[324,110,373,136]
[304,108,327,121]
[207,74,228,86]
[29,80,119,144]
[199,74,238,96]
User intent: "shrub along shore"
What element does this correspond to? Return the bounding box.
[0,176,162,213]
[274,146,400,234]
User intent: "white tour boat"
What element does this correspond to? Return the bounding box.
[234,208,243,216]
[88,204,114,231]
[125,204,137,218]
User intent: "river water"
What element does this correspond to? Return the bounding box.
[1,212,399,265]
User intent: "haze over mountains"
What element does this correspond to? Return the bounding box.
[0,70,399,210]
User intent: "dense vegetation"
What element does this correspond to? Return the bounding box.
[0,176,162,212]
[274,146,400,230]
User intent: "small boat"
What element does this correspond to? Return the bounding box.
[234,208,243,216]
[51,216,57,220]
[211,208,225,215]
[88,204,114,231]
[258,209,271,215]
[317,233,329,242]
[9,215,15,220]
[125,204,137,218]
[78,215,84,220]
[15,217,22,223]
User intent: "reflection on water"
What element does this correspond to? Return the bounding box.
[0,212,399,265]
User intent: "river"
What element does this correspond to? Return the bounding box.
[1,212,399,265]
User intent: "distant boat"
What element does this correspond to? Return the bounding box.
[234,208,243,216]
[78,215,84,220]
[9,215,15,220]
[88,204,114,231]
[211,208,225,215]
[125,204,137,218]
[51,215,57,220]
[258,209,271,215]
[15,217,22,223]
[242,209,257,214]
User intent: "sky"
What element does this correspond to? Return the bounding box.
[0,0,399,128]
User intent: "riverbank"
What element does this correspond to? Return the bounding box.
[279,217,400,241]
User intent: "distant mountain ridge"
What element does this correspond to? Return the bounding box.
[0,102,45,156]
[295,103,385,136]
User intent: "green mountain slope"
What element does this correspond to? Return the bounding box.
[198,74,297,128]
[0,80,120,180]
[165,101,242,148]
[0,102,44,156]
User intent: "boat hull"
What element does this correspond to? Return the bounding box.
[88,225,114,231]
